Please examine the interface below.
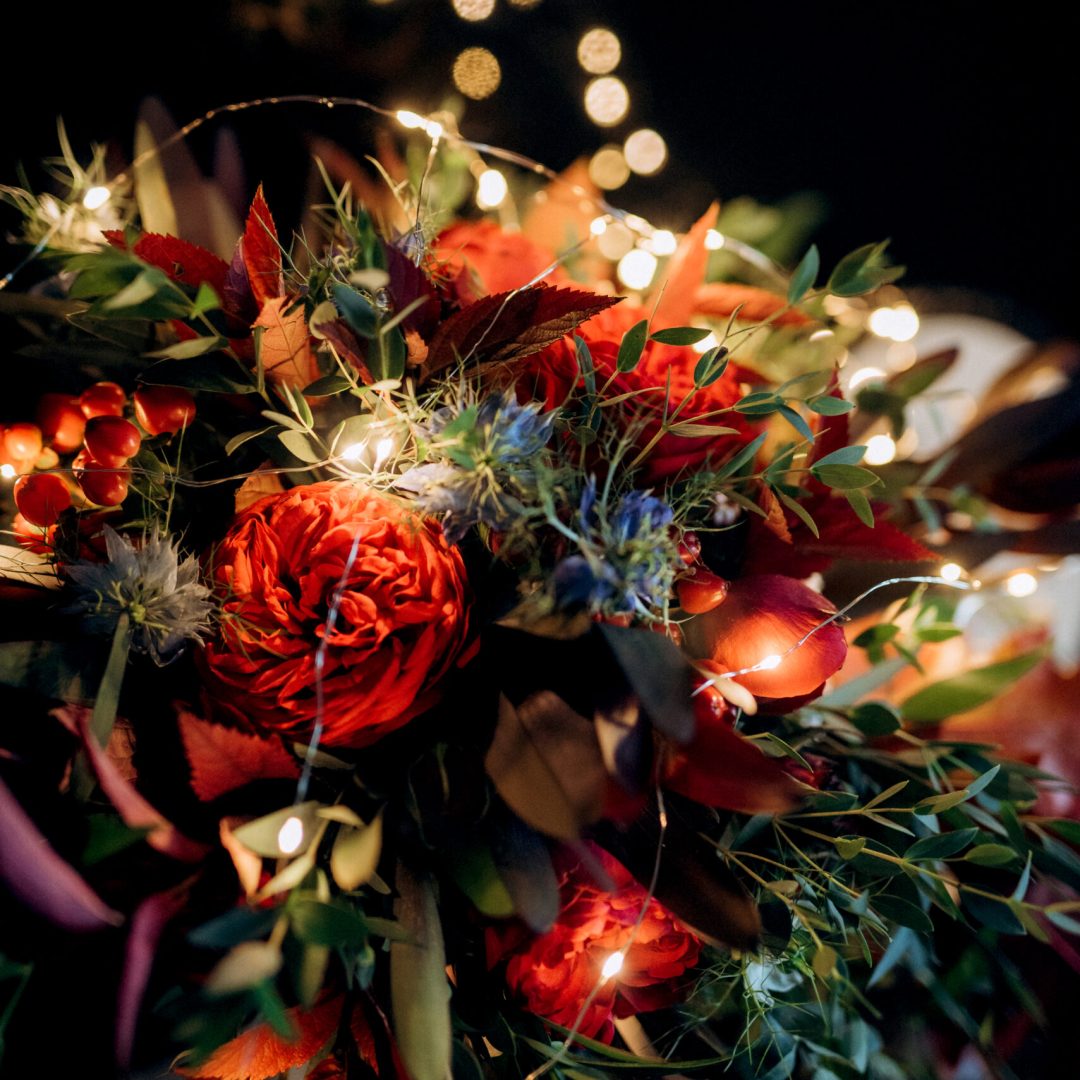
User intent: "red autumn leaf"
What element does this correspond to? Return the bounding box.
[317,317,375,385]
[424,284,621,377]
[242,184,283,308]
[104,230,229,296]
[694,282,815,328]
[647,202,718,330]
[179,997,343,1080]
[177,707,299,802]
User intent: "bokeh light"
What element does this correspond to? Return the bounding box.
[864,433,897,465]
[577,29,621,75]
[596,222,635,260]
[1004,571,1038,598]
[704,228,725,250]
[868,304,920,342]
[588,146,630,190]
[617,248,658,289]
[584,76,629,126]
[476,168,508,208]
[452,0,495,21]
[452,47,502,99]
[647,229,677,255]
[623,128,667,175]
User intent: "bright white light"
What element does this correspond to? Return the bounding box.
[340,443,366,463]
[704,229,725,251]
[584,76,630,127]
[590,216,608,236]
[848,366,887,391]
[395,110,443,139]
[758,653,783,670]
[601,951,625,979]
[692,332,720,354]
[277,816,305,855]
[373,437,395,470]
[452,0,494,20]
[0,464,16,480]
[577,28,621,74]
[940,562,964,582]
[623,129,667,175]
[588,146,630,191]
[864,434,897,465]
[476,168,508,209]
[809,329,835,342]
[83,186,111,211]
[616,248,658,290]
[1005,572,1038,598]
[868,304,920,343]
[648,229,677,256]
[597,222,634,261]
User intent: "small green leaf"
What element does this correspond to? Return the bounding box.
[289,898,368,948]
[850,702,902,736]
[965,844,1019,867]
[650,326,712,346]
[873,894,933,933]
[906,828,979,862]
[775,488,820,538]
[666,421,739,437]
[574,335,596,397]
[278,430,322,464]
[224,427,275,456]
[191,281,220,317]
[713,432,767,480]
[811,463,879,490]
[827,240,905,297]
[901,653,1045,722]
[141,355,257,394]
[734,391,782,415]
[778,404,814,441]
[814,445,867,467]
[812,944,837,978]
[145,335,226,360]
[331,811,383,892]
[693,345,729,387]
[303,374,353,396]
[853,624,901,648]
[835,836,867,860]
[189,906,280,949]
[616,318,649,372]
[845,489,876,527]
[914,789,970,815]
[331,282,378,338]
[787,244,819,304]
[807,394,853,415]
[205,940,283,996]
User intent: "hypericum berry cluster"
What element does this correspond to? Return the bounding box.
[3,382,195,536]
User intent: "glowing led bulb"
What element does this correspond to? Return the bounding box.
[277,816,305,855]
[868,304,920,343]
[704,229,725,251]
[616,248,658,290]
[476,168,508,209]
[758,653,783,670]
[864,434,897,465]
[0,464,16,480]
[848,366,886,391]
[82,186,111,211]
[340,443,365,463]
[940,562,964,582]
[692,332,720,354]
[373,437,395,470]
[589,216,608,236]
[1004,572,1038,598]
[395,111,443,139]
[601,951,625,979]
[648,229,677,256]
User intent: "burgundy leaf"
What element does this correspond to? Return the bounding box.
[386,243,440,339]
[241,184,283,308]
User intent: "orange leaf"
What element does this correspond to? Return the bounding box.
[242,185,283,308]
[177,707,299,802]
[252,297,319,390]
[647,202,718,331]
[759,483,793,544]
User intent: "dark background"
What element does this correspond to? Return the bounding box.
[2,0,1076,334]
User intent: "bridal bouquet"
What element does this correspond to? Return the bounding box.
[1,105,1077,1080]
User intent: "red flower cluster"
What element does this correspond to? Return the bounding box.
[497,843,700,1041]
[200,481,471,748]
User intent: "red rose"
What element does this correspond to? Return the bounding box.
[496,843,700,1042]
[524,303,752,481]
[201,481,471,748]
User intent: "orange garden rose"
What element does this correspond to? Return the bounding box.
[494,843,701,1041]
[200,481,471,748]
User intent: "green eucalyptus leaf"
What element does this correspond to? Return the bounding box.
[278,430,323,464]
[650,326,712,346]
[873,894,933,933]
[827,240,905,297]
[905,828,979,862]
[845,489,876,527]
[787,244,820,304]
[850,702,902,736]
[814,445,867,467]
[965,844,1019,867]
[901,653,1045,722]
[810,463,879,490]
[807,394,854,415]
[289,898,368,948]
[145,335,226,360]
[331,282,378,338]
[616,318,649,373]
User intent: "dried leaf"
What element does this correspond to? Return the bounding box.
[253,297,319,389]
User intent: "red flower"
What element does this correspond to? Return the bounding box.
[201,481,471,748]
[496,843,700,1042]
[680,572,847,711]
[524,303,752,481]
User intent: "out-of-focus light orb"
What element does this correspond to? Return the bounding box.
[1005,571,1038,598]
[577,28,621,74]
[584,76,629,127]
[0,464,16,480]
[507,0,541,7]
[597,222,634,260]
[692,331,720,354]
[589,216,608,236]
[373,437,395,469]
[476,168,508,208]
[452,47,502,99]
[277,816,305,855]
[623,128,667,175]
[83,186,111,210]
[647,229,677,256]
[588,146,630,190]
[617,248,658,290]
[868,303,920,342]
[452,0,494,21]
[704,228,725,251]
[340,443,366,463]
[601,951,625,979]
[848,365,886,391]
[864,433,897,465]
[940,562,964,582]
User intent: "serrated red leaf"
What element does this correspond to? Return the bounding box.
[177,706,299,802]
[104,230,229,296]
[424,284,620,378]
[647,202,718,330]
[242,184,283,308]
[694,282,815,328]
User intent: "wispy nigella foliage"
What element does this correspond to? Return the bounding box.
[65,528,214,665]
[397,389,555,544]
[551,478,678,618]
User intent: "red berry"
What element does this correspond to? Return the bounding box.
[79,381,126,419]
[133,385,196,436]
[677,531,702,566]
[2,422,44,465]
[83,416,141,467]
[677,568,730,615]
[12,513,55,555]
[36,394,86,453]
[14,472,72,527]
[77,463,130,507]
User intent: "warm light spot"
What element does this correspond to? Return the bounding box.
[577,28,621,74]
[597,222,634,261]
[0,464,16,480]
[277,816,305,855]
[82,186,111,211]
[623,128,667,175]
[864,434,897,465]
[589,216,609,236]
[588,146,630,190]
[373,437,395,469]
[1004,571,1038,598]
[508,0,541,6]
[647,229,677,256]
[704,229,725,251]
[340,443,366,463]
[476,168,508,209]
[396,111,444,139]
[809,329,834,342]
[868,304,920,342]
[848,366,886,391]
[452,47,502,100]
[601,951,625,979]
[940,562,964,582]
[584,76,629,127]
[758,653,783,670]
[451,0,494,21]
[616,248,658,290]
[692,332,720,354]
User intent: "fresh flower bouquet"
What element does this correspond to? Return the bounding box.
[1,100,1078,1080]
